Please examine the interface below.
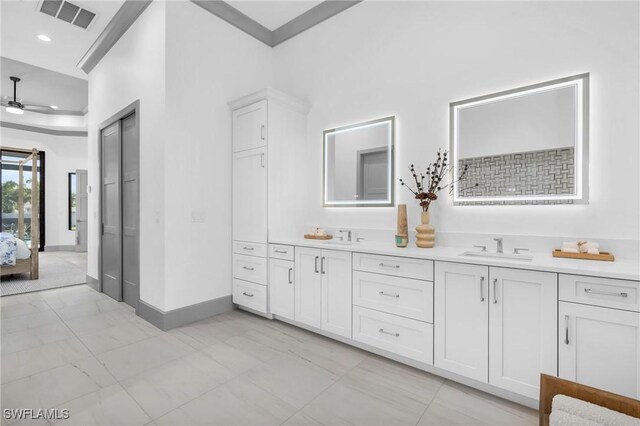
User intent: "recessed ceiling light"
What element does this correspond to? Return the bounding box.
[50,105,58,110]
[37,34,52,42]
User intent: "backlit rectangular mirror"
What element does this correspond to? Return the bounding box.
[324,116,395,207]
[451,74,589,205]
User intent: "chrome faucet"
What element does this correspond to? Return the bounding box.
[493,238,504,254]
[339,230,353,242]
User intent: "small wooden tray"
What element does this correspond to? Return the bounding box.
[552,249,615,262]
[304,234,333,240]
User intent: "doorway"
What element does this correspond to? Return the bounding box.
[357,148,389,201]
[99,101,140,309]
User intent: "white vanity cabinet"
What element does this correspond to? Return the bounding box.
[559,275,640,399]
[294,247,352,338]
[435,262,557,399]
[230,89,308,314]
[269,257,294,320]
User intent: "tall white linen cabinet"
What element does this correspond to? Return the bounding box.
[229,89,309,314]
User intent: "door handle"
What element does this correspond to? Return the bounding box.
[314,256,319,273]
[288,268,293,284]
[480,276,485,302]
[321,257,326,274]
[493,278,498,304]
[564,315,570,344]
[261,124,265,140]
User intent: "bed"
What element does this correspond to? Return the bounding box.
[0,148,40,280]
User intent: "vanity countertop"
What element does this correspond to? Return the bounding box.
[269,237,640,281]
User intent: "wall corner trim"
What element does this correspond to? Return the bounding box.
[137,296,234,331]
[77,0,153,74]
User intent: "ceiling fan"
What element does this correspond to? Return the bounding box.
[2,76,56,115]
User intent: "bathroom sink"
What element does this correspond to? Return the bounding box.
[459,250,533,262]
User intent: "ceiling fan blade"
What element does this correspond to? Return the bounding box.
[23,104,52,110]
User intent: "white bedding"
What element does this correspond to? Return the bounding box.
[15,238,31,260]
[0,233,30,266]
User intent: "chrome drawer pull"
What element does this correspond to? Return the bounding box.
[242,246,254,251]
[379,291,400,298]
[564,315,570,345]
[315,256,319,273]
[242,266,255,271]
[379,263,400,269]
[274,250,288,254]
[480,277,485,302]
[288,268,293,284]
[242,292,254,297]
[493,278,498,304]
[379,328,400,337]
[584,288,628,298]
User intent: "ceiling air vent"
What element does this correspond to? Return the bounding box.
[38,0,96,29]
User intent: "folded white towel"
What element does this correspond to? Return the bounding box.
[562,248,580,254]
[552,394,640,425]
[580,242,600,253]
[587,248,600,255]
[550,409,600,426]
[563,242,579,249]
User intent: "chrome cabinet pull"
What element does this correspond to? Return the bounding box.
[564,315,570,344]
[379,263,400,269]
[315,256,319,273]
[242,266,254,271]
[379,291,400,298]
[242,246,254,251]
[260,153,265,168]
[321,257,326,274]
[288,268,293,284]
[584,288,628,298]
[493,278,498,304]
[379,328,400,337]
[274,249,287,254]
[261,124,265,140]
[242,292,254,298]
[480,277,485,302]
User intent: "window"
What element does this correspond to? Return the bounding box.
[1,148,46,251]
[69,172,76,231]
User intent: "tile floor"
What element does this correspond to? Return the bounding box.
[1,284,538,425]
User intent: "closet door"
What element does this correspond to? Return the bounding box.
[101,121,122,301]
[233,147,267,244]
[121,113,139,308]
[232,100,267,152]
[75,169,88,252]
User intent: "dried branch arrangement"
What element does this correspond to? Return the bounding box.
[399,149,476,212]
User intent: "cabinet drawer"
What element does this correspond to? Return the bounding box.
[353,253,433,280]
[353,271,433,322]
[559,274,639,311]
[353,306,433,364]
[233,241,267,258]
[233,254,267,285]
[233,279,267,313]
[269,244,294,261]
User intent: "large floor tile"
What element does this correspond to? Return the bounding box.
[1,296,51,319]
[1,337,92,383]
[77,319,162,355]
[1,321,75,355]
[242,353,339,410]
[419,382,537,426]
[50,383,151,425]
[0,309,62,335]
[96,334,194,381]
[55,297,125,321]
[61,308,135,335]
[154,376,296,426]
[200,341,264,375]
[121,351,234,419]
[224,333,283,363]
[1,357,116,418]
[286,336,368,376]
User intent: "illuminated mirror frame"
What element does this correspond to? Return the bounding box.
[323,116,395,207]
[450,73,589,205]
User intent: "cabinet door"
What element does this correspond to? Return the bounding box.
[295,247,322,328]
[232,148,267,244]
[269,259,294,320]
[233,100,267,152]
[434,262,489,382]
[559,302,640,399]
[489,268,557,399]
[321,249,352,338]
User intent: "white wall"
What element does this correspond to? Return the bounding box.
[163,1,272,310]
[272,1,640,242]
[87,0,166,308]
[1,127,87,247]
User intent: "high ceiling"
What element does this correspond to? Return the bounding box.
[0,0,124,80]
[227,1,323,31]
[1,57,88,114]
